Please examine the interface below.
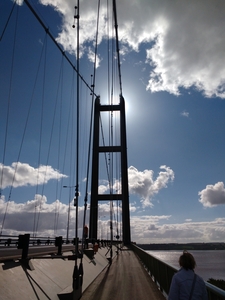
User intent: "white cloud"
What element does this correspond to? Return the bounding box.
[148,224,158,231]
[28,0,225,98]
[98,183,109,194]
[87,47,102,68]
[0,194,82,236]
[16,0,23,5]
[129,203,137,213]
[1,196,225,243]
[142,1,225,98]
[0,162,67,189]
[131,216,225,244]
[128,165,174,207]
[181,111,189,118]
[97,166,174,207]
[39,0,108,58]
[198,182,225,207]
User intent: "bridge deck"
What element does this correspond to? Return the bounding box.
[81,247,165,300]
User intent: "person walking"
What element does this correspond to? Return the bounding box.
[168,251,208,300]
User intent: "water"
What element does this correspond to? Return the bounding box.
[146,250,225,281]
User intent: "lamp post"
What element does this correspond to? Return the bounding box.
[63,185,76,243]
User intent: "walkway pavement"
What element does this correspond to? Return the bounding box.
[81,248,166,300]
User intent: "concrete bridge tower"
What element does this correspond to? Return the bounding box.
[89,96,131,245]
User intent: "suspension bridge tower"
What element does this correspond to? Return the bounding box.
[89,95,131,245]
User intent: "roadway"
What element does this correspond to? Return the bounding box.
[81,247,166,300]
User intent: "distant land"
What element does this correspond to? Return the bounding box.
[137,242,225,251]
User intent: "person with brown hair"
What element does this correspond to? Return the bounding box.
[168,251,208,300]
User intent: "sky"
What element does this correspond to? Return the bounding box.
[0,0,225,244]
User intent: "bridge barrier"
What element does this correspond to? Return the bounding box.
[0,235,19,246]
[0,234,121,262]
[0,234,69,260]
[0,234,61,247]
[130,243,225,300]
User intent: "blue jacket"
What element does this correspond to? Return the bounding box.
[168,268,208,300]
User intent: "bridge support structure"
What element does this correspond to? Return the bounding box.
[89,96,131,245]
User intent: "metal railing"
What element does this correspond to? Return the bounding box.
[0,234,76,261]
[0,234,68,247]
[0,234,121,261]
[131,243,225,300]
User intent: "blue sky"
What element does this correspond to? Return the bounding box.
[0,0,225,243]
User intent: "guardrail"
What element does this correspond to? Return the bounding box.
[0,235,119,248]
[130,243,225,300]
[0,234,120,261]
[0,234,73,259]
[0,234,72,247]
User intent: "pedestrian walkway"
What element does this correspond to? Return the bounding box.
[81,247,166,300]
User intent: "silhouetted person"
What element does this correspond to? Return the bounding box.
[168,251,208,300]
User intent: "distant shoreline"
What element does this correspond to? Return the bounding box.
[137,242,225,251]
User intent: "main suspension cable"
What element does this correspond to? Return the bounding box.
[112,0,123,96]
[23,0,97,98]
